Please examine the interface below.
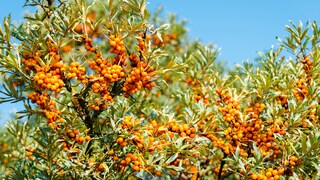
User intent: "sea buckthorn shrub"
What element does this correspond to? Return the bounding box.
[0,0,320,180]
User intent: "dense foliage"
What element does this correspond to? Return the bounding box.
[0,0,320,179]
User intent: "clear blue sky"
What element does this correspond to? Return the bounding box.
[1,0,320,124]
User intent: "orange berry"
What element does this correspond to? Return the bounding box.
[133,165,140,172]
[69,132,75,138]
[117,137,124,143]
[97,164,104,171]
[120,141,127,147]
[85,135,91,141]
[108,150,115,155]
[266,171,272,178]
[251,174,258,180]
[155,171,162,176]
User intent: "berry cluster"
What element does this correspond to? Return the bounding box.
[294,78,308,101]
[275,93,288,108]
[109,35,127,65]
[152,33,177,47]
[103,65,125,83]
[119,116,138,129]
[22,53,41,72]
[34,69,65,92]
[85,38,96,52]
[23,41,67,94]
[28,92,50,109]
[168,121,196,138]
[44,108,60,124]
[137,32,151,52]
[216,92,241,123]
[286,156,300,167]
[47,40,62,63]
[251,167,284,180]
[129,53,140,67]
[25,146,35,161]
[66,62,86,83]
[301,104,319,128]
[123,62,155,97]
[65,129,91,145]
[301,56,313,74]
[193,86,209,104]
[118,153,143,172]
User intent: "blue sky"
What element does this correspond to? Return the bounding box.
[147,0,320,65]
[1,0,320,124]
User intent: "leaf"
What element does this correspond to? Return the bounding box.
[165,153,178,164]
[301,133,307,154]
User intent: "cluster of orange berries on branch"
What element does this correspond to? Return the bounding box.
[26,45,66,125]
[216,91,241,123]
[258,120,287,158]
[246,103,265,119]
[168,121,196,138]
[34,69,65,92]
[109,35,127,65]
[23,45,66,93]
[85,38,96,52]
[275,93,288,108]
[301,104,319,128]
[242,103,285,158]
[62,141,73,151]
[103,65,125,83]
[22,53,41,72]
[301,56,313,74]
[44,108,61,124]
[168,156,196,173]
[25,146,35,161]
[28,92,64,126]
[294,78,308,101]
[116,153,143,173]
[88,53,124,99]
[28,92,50,109]
[66,62,86,82]
[87,55,119,104]
[95,163,105,172]
[205,134,234,155]
[185,77,200,87]
[64,129,91,145]
[211,90,247,155]
[241,103,265,143]
[116,137,128,147]
[123,61,155,97]
[119,116,138,130]
[184,78,209,104]
[129,53,140,67]
[61,141,80,158]
[251,167,284,180]
[132,131,145,149]
[193,86,209,104]
[137,32,151,52]
[152,33,177,47]
[285,156,300,167]
[47,40,62,62]
[89,97,108,111]
[89,79,113,101]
